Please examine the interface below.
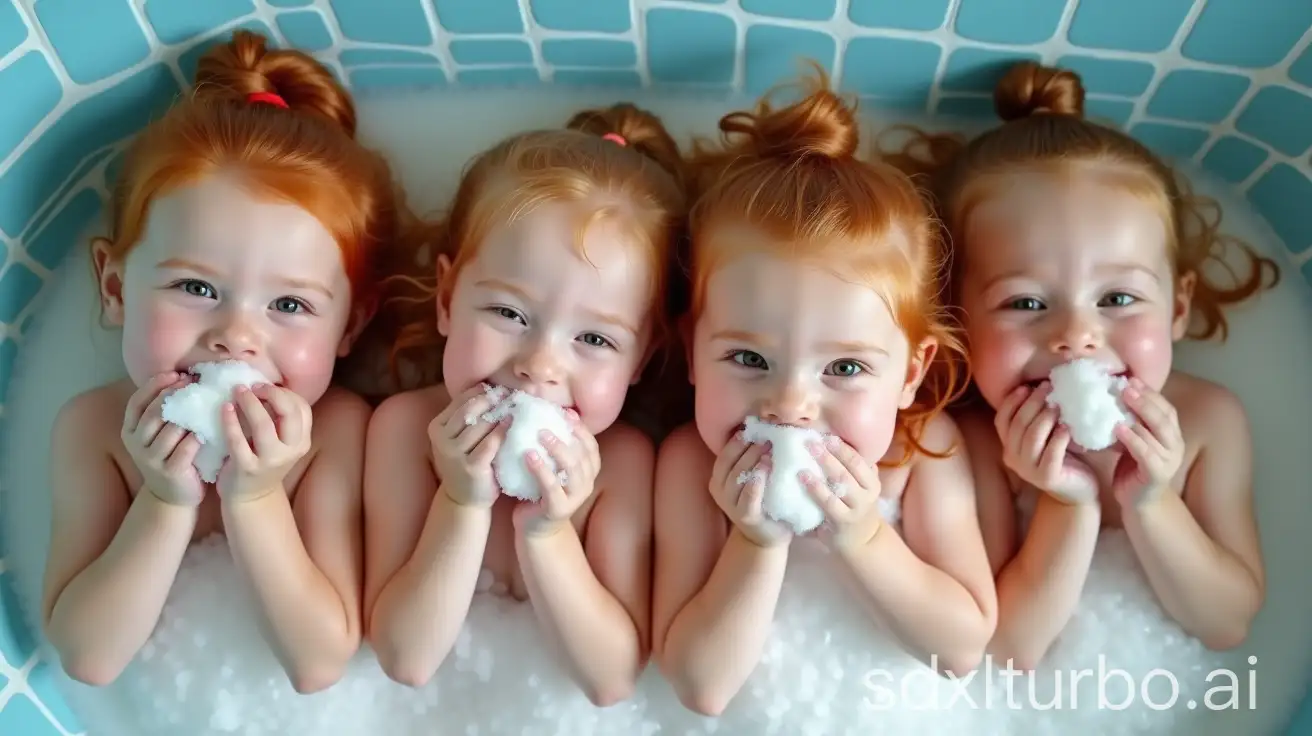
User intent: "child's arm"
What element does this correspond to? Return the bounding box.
[1120,383,1264,649]
[363,389,495,686]
[821,415,997,674]
[515,423,653,707]
[651,425,789,717]
[42,388,199,685]
[220,387,368,693]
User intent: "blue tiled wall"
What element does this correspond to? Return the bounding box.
[0,1,1310,734]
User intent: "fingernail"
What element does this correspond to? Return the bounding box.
[539,430,556,444]
[526,451,541,466]
[1124,387,1139,400]
[798,470,814,483]
[808,442,823,458]
[825,435,840,449]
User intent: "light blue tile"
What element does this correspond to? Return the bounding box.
[940,47,1040,93]
[36,0,150,84]
[744,24,835,96]
[0,63,179,238]
[531,0,629,32]
[0,237,7,269]
[1066,0,1191,53]
[1084,98,1134,128]
[646,8,734,85]
[26,658,82,733]
[1182,0,1312,68]
[268,0,312,5]
[1200,136,1268,184]
[849,0,949,31]
[36,147,112,238]
[449,39,533,66]
[433,0,522,33]
[1054,55,1153,97]
[741,0,835,22]
[340,49,439,66]
[1248,164,1312,255]
[955,0,1064,45]
[1234,86,1312,157]
[935,96,996,119]
[178,21,275,81]
[0,339,13,403]
[144,0,255,45]
[842,37,940,107]
[276,10,333,52]
[552,69,642,87]
[1290,46,1312,88]
[541,39,636,68]
[0,263,42,322]
[26,190,100,271]
[1147,70,1250,124]
[0,52,62,164]
[329,0,430,45]
[0,1,25,57]
[349,66,446,89]
[1130,122,1210,159]
[0,694,60,736]
[456,67,541,86]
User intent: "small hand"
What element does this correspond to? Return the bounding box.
[995,383,1099,505]
[801,436,884,550]
[708,432,792,548]
[122,371,206,507]
[1112,378,1184,508]
[427,384,510,508]
[217,384,311,503]
[513,412,599,538]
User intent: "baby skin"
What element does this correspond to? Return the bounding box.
[958,173,1265,669]
[42,175,372,693]
[364,204,656,706]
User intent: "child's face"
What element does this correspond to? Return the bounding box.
[438,203,654,435]
[96,173,360,406]
[957,172,1192,413]
[690,249,930,462]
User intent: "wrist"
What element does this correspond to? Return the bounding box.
[139,489,201,519]
[518,516,575,542]
[730,526,791,553]
[434,488,495,524]
[831,519,883,556]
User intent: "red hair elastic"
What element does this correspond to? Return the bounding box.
[602,132,627,146]
[247,91,288,109]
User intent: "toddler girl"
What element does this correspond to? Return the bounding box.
[887,61,1278,731]
[363,103,686,715]
[41,29,421,714]
[652,71,997,720]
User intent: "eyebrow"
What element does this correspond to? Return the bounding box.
[710,329,774,347]
[819,340,889,357]
[477,278,638,336]
[156,258,335,299]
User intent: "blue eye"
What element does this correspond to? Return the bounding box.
[177,280,216,299]
[579,332,615,349]
[272,297,308,314]
[826,359,864,377]
[731,350,768,369]
[491,306,527,325]
[1007,297,1044,311]
[1099,292,1137,308]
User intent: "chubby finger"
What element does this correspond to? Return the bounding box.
[526,450,568,509]
[709,431,752,490]
[1008,386,1052,452]
[125,372,181,432]
[1019,406,1058,462]
[728,442,769,492]
[468,418,508,469]
[993,385,1033,438]
[736,466,767,519]
[453,412,502,454]
[820,437,876,491]
[1036,424,1071,482]
[165,433,202,474]
[802,470,849,519]
[147,424,188,461]
[222,402,257,468]
[1122,383,1179,442]
[539,430,578,482]
[234,386,279,456]
[254,385,302,442]
[1115,421,1162,467]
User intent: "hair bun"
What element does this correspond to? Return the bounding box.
[994,61,1085,122]
[566,103,685,182]
[195,30,357,136]
[722,68,860,161]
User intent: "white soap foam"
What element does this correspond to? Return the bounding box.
[738,416,841,534]
[1045,359,1133,452]
[3,88,1310,735]
[478,386,574,501]
[160,360,272,482]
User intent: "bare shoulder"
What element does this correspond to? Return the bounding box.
[52,380,131,450]
[598,422,656,480]
[655,422,714,498]
[370,384,450,439]
[1163,371,1250,445]
[312,386,373,441]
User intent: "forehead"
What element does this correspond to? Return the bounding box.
[136,174,344,275]
[468,204,653,309]
[965,173,1169,272]
[702,252,900,339]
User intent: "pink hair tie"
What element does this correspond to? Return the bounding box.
[602,132,627,146]
[247,91,288,109]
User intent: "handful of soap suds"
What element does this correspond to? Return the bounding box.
[160,360,272,482]
[1045,358,1134,451]
[477,385,574,501]
[738,416,845,534]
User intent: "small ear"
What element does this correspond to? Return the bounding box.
[1171,270,1196,341]
[92,237,126,326]
[899,337,938,409]
[336,295,378,357]
[436,253,453,337]
[678,312,695,385]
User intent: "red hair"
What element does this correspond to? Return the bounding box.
[685,68,968,465]
[386,103,688,391]
[102,30,426,309]
[884,60,1279,342]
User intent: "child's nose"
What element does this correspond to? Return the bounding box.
[761,377,818,427]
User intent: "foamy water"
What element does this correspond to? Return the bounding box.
[2,87,1311,735]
